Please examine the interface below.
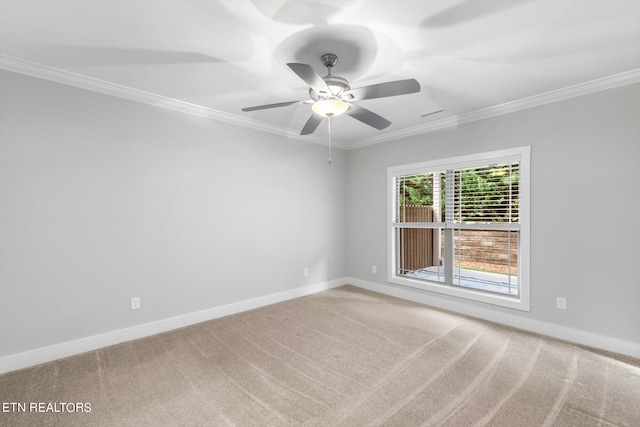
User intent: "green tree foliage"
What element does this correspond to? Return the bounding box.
[399,174,434,206]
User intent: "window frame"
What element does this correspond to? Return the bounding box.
[388,146,531,311]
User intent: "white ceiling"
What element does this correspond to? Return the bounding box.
[1,0,639,148]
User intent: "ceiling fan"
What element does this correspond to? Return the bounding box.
[242,53,421,135]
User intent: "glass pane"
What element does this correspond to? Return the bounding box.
[397,228,445,283]
[452,229,519,295]
[453,163,519,224]
[395,172,445,223]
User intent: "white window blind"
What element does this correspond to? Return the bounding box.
[452,163,519,224]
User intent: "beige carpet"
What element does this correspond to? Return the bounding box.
[1,285,639,426]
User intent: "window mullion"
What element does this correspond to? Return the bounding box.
[444,169,455,284]
[432,172,442,266]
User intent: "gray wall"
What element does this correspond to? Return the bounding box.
[346,83,640,345]
[0,71,347,357]
[2,68,638,359]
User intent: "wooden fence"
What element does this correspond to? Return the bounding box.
[399,206,435,271]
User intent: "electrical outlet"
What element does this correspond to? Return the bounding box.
[556,297,566,310]
[303,267,309,276]
[131,297,141,310]
[372,265,377,274]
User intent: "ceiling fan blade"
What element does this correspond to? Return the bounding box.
[344,79,420,101]
[241,100,304,112]
[287,63,330,93]
[346,104,391,130]
[300,113,323,135]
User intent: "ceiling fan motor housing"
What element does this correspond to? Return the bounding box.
[309,75,351,101]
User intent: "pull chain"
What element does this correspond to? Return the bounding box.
[327,113,333,164]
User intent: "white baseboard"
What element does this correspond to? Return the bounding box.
[3,277,637,373]
[346,277,640,359]
[0,278,346,374]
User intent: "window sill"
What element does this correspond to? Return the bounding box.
[389,274,530,312]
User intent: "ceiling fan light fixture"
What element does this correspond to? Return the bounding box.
[311,99,349,117]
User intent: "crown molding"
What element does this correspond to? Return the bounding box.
[2,54,637,151]
[348,68,640,149]
[0,55,348,149]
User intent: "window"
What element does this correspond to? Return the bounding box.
[388,147,530,311]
